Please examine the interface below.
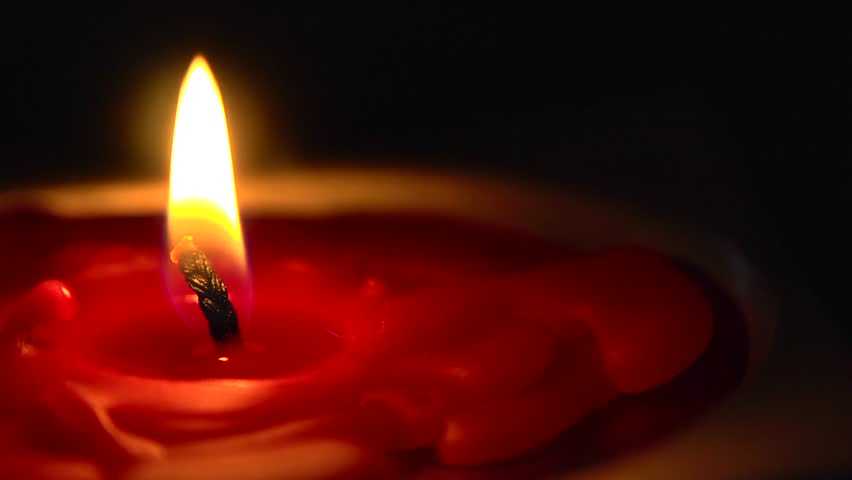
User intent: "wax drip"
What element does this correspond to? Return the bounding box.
[169,236,241,344]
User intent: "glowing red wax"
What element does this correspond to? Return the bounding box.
[0,212,723,478]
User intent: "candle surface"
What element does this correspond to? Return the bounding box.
[0,211,748,479]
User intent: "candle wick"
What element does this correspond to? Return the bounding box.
[170,236,241,345]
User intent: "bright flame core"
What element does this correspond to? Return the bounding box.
[168,56,245,266]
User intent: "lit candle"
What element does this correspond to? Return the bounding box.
[0,56,730,479]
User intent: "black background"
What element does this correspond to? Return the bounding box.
[1,7,848,325]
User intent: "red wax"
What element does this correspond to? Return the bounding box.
[508,245,715,393]
[0,213,723,478]
[437,334,618,465]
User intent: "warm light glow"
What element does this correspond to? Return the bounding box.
[217,356,230,362]
[168,55,245,266]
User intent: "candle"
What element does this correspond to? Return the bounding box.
[0,56,748,479]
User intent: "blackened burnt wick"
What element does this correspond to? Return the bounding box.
[169,235,241,344]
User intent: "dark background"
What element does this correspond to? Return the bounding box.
[1,7,847,323]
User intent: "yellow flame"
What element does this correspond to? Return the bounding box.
[168,56,245,264]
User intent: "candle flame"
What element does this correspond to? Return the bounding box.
[167,55,251,331]
[168,55,245,269]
